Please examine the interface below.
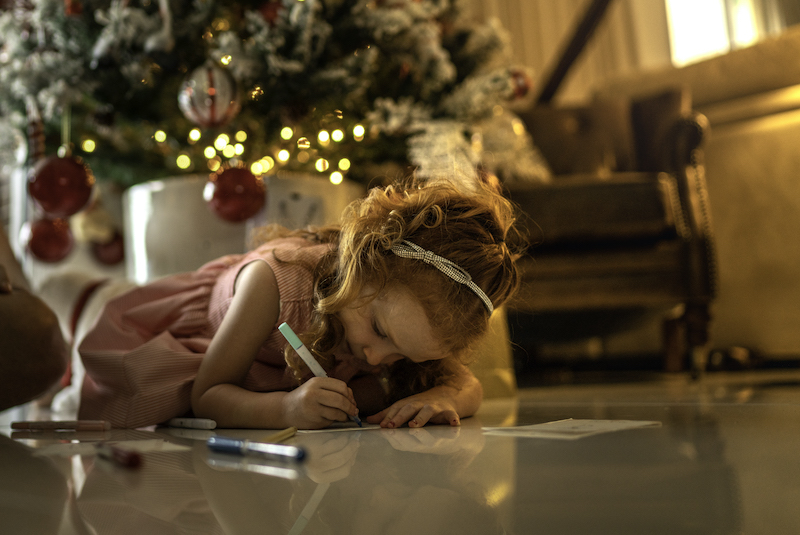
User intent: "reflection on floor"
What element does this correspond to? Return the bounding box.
[2,369,799,534]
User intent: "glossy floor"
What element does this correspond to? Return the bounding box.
[2,370,799,534]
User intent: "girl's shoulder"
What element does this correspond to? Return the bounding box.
[251,236,334,266]
[243,237,333,301]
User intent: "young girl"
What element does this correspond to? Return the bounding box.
[77,176,525,429]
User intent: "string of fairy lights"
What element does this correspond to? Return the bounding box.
[77,118,365,186]
[76,121,364,185]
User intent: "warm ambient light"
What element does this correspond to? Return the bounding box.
[188,129,202,142]
[329,171,343,184]
[277,149,290,162]
[154,130,167,143]
[281,127,294,140]
[81,139,96,153]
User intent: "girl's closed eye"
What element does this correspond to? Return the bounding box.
[372,318,388,339]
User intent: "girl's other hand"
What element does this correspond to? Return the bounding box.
[365,390,461,429]
[282,377,359,429]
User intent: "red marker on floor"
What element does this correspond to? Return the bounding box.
[95,442,143,469]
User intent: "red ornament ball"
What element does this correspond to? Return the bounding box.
[91,230,125,265]
[178,63,241,128]
[28,155,94,218]
[509,69,532,100]
[25,218,74,263]
[204,167,266,222]
[259,1,283,25]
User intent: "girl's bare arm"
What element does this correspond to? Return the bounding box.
[191,260,358,429]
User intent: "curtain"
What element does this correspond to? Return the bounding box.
[467,0,672,105]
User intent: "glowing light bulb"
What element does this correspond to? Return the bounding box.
[261,156,275,171]
[235,131,247,142]
[81,139,96,153]
[222,145,236,158]
[331,129,344,142]
[281,127,294,140]
[338,158,351,171]
[250,86,264,100]
[318,130,330,144]
[297,137,311,149]
[330,171,343,184]
[353,124,365,141]
[220,55,232,66]
[234,143,244,155]
[278,149,290,162]
[315,158,329,172]
[214,134,229,151]
[154,130,167,143]
[204,146,217,159]
[176,154,192,169]
[208,158,221,171]
[188,129,202,142]
[250,161,263,175]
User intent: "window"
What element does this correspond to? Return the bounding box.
[666,0,799,66]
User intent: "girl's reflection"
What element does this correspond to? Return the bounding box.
[193,426,504,535]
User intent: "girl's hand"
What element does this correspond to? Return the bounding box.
[282,377,360,429]
[365,388,462,429]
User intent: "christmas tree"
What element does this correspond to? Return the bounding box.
[0,0,549,191]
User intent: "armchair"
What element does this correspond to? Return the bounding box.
[505,88,717,372]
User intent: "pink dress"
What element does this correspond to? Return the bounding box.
[78,237,377,428]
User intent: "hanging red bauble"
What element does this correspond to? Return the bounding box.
[204,166,266,222]
[28,155,94,218]
[64,0,83,16]
[178,62,241,128]
[509,69,532,100]
[24,218,74,263]
[91,230,125,265]
[259,1,283,25]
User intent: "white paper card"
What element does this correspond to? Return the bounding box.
[482,419,662,440]
[297,423,383,434]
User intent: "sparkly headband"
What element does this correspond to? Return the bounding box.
[390,240,494,314]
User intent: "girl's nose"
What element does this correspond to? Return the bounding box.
[363,345,387,366]
[363,339,401,366]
